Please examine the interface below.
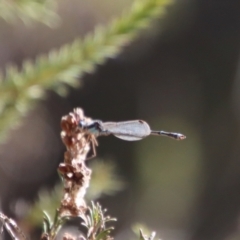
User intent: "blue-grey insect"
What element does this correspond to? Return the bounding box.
[79,119,186,157]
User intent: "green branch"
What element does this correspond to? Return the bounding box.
[0,0,172,142]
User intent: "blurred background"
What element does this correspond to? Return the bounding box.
[1,0,240,240]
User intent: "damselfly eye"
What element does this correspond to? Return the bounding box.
[79,120,85,128]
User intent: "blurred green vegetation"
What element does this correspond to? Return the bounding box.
[0,0,59,26]
[0,0,172,143]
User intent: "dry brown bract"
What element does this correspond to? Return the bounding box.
[58,108,96,217]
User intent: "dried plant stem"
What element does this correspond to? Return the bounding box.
[0,212,27,240]
[42,108,97,239]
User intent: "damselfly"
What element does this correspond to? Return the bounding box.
[79,119,186,158]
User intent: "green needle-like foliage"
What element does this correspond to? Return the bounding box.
[0,0,59,26]
[81,202,116,240]
[0,0,172,143]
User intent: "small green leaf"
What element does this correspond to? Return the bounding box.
[42,211,52,233]
[96,228,113,240]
